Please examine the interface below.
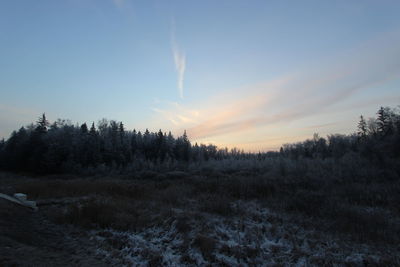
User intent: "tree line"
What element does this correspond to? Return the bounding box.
[0,116,248,174]
[0,105,399,174]
[280,106,400,162]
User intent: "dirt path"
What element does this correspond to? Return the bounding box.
[0,199,109,267]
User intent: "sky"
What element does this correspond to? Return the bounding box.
[1,0,400,151]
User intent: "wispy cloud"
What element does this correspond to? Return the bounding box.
[171,20,186,99]
[112,0,135,14]
[112,0,125,9]
[152,30,400,150]
[304,122,338,129]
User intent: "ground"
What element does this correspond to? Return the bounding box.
[0,172,399,266]
[0,198,111,266]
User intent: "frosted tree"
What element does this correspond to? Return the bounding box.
[36,113,49,133]
[357,115,367,138]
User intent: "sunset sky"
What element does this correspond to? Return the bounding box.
[1,0,400,151]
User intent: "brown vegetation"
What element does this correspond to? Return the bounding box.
[1,162,400,265]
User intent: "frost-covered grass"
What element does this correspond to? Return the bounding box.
[1,164,400,265]
[90,201,398,266]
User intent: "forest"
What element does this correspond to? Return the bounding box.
[0,106,399,175]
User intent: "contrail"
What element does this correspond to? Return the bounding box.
[171,20,186,99]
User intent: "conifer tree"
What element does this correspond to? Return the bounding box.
[89,122,97,135]
[36,113,49,133]
[119,122,125,138]
[357,115,367,138]
[377,107,394,137]
[80,123,88,134]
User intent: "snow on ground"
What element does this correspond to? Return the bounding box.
[90,201,389,266]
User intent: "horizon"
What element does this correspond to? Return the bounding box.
[1,105,397,153]
[1,1,400,151]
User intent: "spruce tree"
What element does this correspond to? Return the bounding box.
[377,106,394,137]
[89,122,97,135]
[118,122,125,139]
[357,115,367,138]
[36,113,49,133]
[80,123,88,134]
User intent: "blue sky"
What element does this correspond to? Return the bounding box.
[1,0,400,151]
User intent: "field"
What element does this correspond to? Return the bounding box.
[2,0,400,266]
[1,161,399,266]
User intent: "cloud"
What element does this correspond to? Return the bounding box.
[186,71,400,140]
[113,0,125,9]
[304,122,338,129]
[152,102,200,126]
[152,30,400,150]
[112,0,135,14]
[171,21,186,99]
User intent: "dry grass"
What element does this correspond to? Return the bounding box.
[12,178,149,200]
[199,193,235,216]
[1,170,399,246]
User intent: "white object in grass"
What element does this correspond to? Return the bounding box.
[0,193,38,211]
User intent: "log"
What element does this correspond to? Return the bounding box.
[0,193,38,211]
